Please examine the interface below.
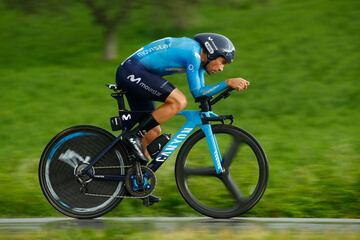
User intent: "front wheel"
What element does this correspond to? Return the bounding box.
[175,124,268,218]
[39,125,129,219]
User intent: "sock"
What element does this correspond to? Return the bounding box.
[132,114,159,137]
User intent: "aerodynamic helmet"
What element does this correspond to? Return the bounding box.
[194,33,236,63]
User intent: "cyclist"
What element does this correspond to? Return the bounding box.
[116,33,249,202]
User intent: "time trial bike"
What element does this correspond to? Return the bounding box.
[39,84,269,219]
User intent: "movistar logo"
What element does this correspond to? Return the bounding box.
[136,44,170,57]
[122,114,131,121]
[127,74,162,97]
[127,74,141,84]
[203,85,219,95]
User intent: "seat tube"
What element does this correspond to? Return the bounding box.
[201,124,224,174]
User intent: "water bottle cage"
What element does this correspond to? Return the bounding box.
[147,134,171,159]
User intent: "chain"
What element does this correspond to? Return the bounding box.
[84,191,152,199]
[93,165,132,169]
[84,165,155,199]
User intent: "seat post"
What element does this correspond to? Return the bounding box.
[111,92,126,115]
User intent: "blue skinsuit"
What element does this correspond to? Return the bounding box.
[122,37,228,99]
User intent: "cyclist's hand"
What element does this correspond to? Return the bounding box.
[226,78,250,91]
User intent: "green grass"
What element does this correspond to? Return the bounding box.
[0,0,359,217]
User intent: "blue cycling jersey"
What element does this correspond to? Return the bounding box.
[123,37,228,98]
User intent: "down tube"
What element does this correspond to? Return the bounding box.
[148,110,202,172]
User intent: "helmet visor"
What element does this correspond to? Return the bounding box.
[224,51,235,63]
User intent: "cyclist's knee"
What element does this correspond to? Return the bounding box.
[177,97,187,111]
[166,89,187,112]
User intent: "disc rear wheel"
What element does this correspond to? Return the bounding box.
[39,125,129,219]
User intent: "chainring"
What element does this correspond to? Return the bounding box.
[125,165,156,198]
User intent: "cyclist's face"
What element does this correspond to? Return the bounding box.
[207,57,226,75]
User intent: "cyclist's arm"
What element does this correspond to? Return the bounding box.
[186,66,228,98]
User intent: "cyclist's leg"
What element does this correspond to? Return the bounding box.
[152,88,187,124]
[137,88,188,157]
[126,88,188,153]
[117,60,187,123]
[141,126,162,158]
[116,59,177,162]
[125,93,161,158]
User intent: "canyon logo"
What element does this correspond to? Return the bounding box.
[155,127,193,162]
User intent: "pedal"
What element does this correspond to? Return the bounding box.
[143,196,151,206]
[143,195,161,207]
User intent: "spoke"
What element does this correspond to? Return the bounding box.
[184,167,217,177]
[222,140,242,168]
[220,174,245,204]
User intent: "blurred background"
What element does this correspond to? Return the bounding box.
[0,0,359,219]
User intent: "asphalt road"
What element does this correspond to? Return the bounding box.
[0,217,359,232]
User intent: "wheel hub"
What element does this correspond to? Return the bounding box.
[74,163,94,184]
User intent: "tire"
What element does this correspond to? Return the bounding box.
[39,125,129,219]
[175,124,268,218]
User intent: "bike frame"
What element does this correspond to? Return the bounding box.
[148,110,224,173]
[83,88,234,181]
